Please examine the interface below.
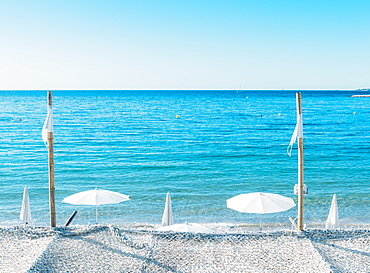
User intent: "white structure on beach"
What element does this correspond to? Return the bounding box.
[161,192,174,226]
[20,186,32,224]
[325,194,340,229]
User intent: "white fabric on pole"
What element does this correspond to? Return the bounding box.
[62,189,130,224]
[287,114,303,156]
[227,192,296,214]
[62,189,129,206]
[227,192,296,230]
[161,192,174,226]
[20,186,32,223]
[42,108,53,146]
[325,194,340,229]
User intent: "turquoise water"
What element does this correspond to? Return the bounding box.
[0,90,369,227]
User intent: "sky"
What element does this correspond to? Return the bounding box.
[0,0,369,90]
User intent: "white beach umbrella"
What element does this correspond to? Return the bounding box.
[157,222,214,233]
[62,188,130,224]
[227,192,296,230]
[325,194,340,229]
[161,192,174,226]
[20,186,32,224]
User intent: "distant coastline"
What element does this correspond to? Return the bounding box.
[351,94,370,97]
[351,88,370,97]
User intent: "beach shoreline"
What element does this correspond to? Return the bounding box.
[1,225,369,272]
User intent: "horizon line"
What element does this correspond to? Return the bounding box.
[0,88,365,91]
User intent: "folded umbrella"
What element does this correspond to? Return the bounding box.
[161,192,174,226]
[20,186,32,224]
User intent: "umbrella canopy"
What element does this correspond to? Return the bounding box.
[20,186,32,224]
[325,194,339,229]
[227,192,296,230]
[161,192,174,226]
[62,189,129,224]
[227,192,296,214]
[157,222,214,233]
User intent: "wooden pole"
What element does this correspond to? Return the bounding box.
[296,92,304,231]
[47,91,56,227]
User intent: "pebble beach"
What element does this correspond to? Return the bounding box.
[1,225,369,273]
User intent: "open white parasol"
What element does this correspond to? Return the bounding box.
[227,192,296,230]
[62,188,129,224]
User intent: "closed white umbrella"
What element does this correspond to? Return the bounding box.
[227,192,296,230]
[161,192,174,226]
[62,188,130,224]
[157,222,214,233]
[325,194,339,229]
[20,186,32,224]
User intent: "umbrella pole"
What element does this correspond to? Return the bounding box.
[96,205,98,224]
[296,92,304,231]
[47,91,56,228]
[259,214,262,231]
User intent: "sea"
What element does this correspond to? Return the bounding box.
[0,90,369,228]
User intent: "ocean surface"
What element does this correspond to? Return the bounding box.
[0,90,369,228]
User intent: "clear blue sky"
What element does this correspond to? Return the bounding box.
[1,0,369,90]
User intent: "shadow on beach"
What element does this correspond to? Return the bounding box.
[0,225,369,272]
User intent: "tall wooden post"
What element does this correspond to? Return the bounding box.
[47,91,56,227]
[296,93,304,231]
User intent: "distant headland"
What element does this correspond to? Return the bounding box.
[351,88,370,97]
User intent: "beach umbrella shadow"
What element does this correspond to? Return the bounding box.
[156,222,215,234]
